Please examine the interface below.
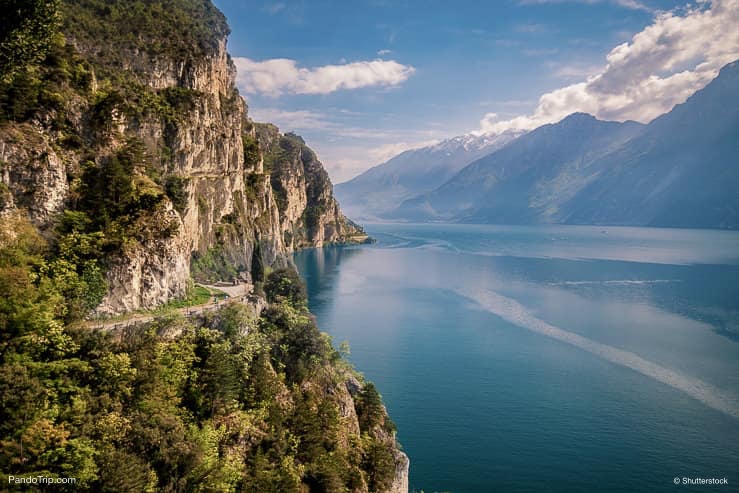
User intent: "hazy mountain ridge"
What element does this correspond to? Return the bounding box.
[389,60,739,229]
[392,113,645,222]
[334,130,525,220]
[558,60,739,228]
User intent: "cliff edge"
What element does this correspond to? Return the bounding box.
[0,0,366,315]
[0,1,404,491]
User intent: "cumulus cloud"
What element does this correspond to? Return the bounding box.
[234,57,415,97]
[479,0,739,134]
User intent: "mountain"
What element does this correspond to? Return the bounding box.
[393,60,739,229]
[334,130,524,219]
[0,0,366,314]
[0,1,407,492]
[393,113,644,222]
[558,60,739,228]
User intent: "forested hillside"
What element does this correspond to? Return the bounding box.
[0,1,405,491]
[0,217,402,491]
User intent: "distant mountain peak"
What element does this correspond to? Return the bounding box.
[719,58,739,75]
[559,112,599,124]
[428,128,526,154]
[390,60,739,229]
[334,128,527,219]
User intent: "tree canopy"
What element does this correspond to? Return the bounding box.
[0,0,61,82]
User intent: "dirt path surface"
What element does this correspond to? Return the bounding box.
[200,283,250,298]
[85,283,253,332]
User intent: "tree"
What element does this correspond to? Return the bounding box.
[0,0,61,83]
[355,383,385,432]
[263,268,307,305]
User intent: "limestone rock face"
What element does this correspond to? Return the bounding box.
[257,126,366,251]
[0,3,402,490]
[96,202,190,313]
[0,26,364,315]
[390,451,410,493]
[0,125,68,227]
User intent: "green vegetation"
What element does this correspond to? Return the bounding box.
[251,241,266,284]
[0,0,208,137]
[264,268,307,306]
[73,140,179,252]
[244,172,264,202]
[0,33,90,124]
[191,246,240,283]
[51,213,108,322]
[0,3,187,291]
[0,229,399,491]
[0,0,61,83]
[243,133,260,167]
[163,174,189,214]
[0,1,400,489]
[152,284,226,312]
[61,0,229,72]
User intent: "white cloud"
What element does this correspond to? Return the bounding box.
[549,62,603,79]
[479,0,739,134]
[234,57,415,97]
[248,108,333,130]
[377,49,393,56]
[263,2,286,15]
[518,0,653,11]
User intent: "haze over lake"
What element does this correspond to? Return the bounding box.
[294,223,739,493]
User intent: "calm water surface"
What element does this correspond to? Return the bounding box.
[293,224,739,493]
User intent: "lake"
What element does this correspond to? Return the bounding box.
[293,223,739,493]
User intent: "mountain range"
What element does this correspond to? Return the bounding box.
[344,59,739,229]
[334,130,524,220]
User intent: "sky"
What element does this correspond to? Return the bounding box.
[213,0,739,183]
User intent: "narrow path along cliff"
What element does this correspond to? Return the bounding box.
[83,283,259,331]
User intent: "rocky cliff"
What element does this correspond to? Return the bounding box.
[0,2,407,491]
[0,0,366,315]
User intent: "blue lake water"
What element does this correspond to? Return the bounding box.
[293,223,739,493]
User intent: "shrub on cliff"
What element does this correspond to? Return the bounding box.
[264,267,308,306]
[0,0,61,83]
[0,219,401,491]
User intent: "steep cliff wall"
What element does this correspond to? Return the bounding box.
[257,125,369,250]
[0,3,405,491]
[0,0,365,315]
